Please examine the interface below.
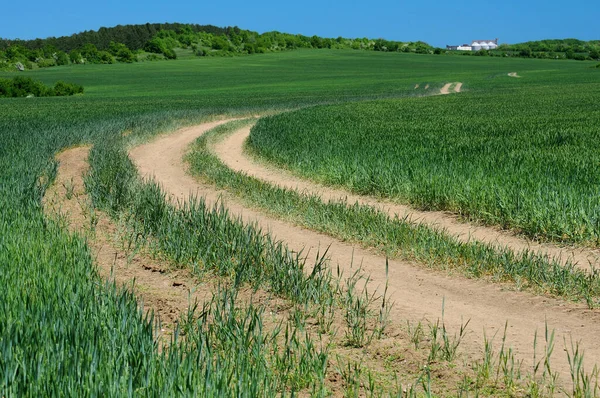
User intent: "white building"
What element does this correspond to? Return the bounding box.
[457,45,472,51]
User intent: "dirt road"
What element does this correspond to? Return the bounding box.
[43,147,214,341]
[130,119,600,380]
[216,126,600,272]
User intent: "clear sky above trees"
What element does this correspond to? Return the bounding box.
[0,0,597,46]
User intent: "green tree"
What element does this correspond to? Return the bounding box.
[565,49,575,59]
[69,50,82,64]
[8,76,51,97]
[97,51,115,64]
[310,35,323,48]
[6,45,24,60]
[519,47,532,57]
[145,37,176,59]
[55,51,69,66]
[80,43,99,62]
[0,78,11,96]
[109,41,135,63]
[211,36,231,51]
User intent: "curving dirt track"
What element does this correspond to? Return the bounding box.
[43,147,214,341]
[130,118,600,380]
[216,127,600,272]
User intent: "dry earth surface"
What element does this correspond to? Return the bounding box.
[440,82,462,94]
[218,127,600,272]
[43,146,215,342]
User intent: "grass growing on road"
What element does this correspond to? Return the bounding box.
[187,120,600,307]
[249,65,600,245]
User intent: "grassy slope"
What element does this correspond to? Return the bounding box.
[2,50,595,394]
[249,58,600,244]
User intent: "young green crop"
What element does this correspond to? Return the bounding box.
[1,50,428,394]
[249,64,600,245]
[187,119,600,306]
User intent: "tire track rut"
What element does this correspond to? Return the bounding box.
[130,119,600,380]
[217,127,600,272]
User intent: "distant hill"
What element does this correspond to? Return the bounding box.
[0,23,232,52]
[2,23,598,72]
[0,23,434,71]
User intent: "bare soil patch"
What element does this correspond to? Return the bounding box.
[508,72,521,78]
[440,82,462,94]
[440,83,452,94]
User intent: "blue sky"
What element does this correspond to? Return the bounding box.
[1,0,597,47]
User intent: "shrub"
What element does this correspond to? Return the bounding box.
[97,51,115,64]
[37,58,56,68]
[109,42,136,63]
[116,48,135,63]
[163,47,177,60]
[53,81,84,96]
[80,43,99,62]
[0,78,10,96]
[144,37,177,60]
[211,36,231,51]
[144,53,163,61]
[55,51,70,66]
[519,47,532,57]
[9,76,51,97]
[0,77,84,98]
[69,50,83,64]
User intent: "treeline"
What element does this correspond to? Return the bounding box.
[0,23,434,71]
[503,39,599,54]
[1,24,598,72]
[0,23,230,52]
[451,39,600,61]
[500,39,600,60]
